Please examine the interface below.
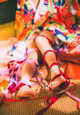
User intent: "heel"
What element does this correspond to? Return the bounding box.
[48,62,70,93]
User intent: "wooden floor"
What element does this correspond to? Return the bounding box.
[0,21,16,41]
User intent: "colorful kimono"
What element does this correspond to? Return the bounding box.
[15,0,65,40]
[0,0,80,106]
[15,0,57,40]
[15,0,80,79]
[15,0,80,48]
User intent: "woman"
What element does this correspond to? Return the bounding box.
[14,0,80,98]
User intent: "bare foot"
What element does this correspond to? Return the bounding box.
[17,82,41,98]
[45,65,66,91]
[47,76,66,91]
[31,65,48,89]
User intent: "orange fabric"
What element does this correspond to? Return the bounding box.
[72,0,80,17]
[72,0,80,10]
[0,80,9,90]
[0,0,8,2]
[58,47,80,79]
[65,63,80,79]
[60,4,76,28]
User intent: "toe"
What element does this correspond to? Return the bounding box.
[45,87,50,91]
[17,83,41,98]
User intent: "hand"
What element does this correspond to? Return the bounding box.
[69,45,80,54]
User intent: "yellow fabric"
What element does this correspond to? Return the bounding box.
[0,22,16,41]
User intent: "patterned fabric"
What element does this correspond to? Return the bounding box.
[43,0,80,48]
[15,0,63,41]
[15,0,80,48]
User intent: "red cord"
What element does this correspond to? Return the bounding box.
[43,50,54,64]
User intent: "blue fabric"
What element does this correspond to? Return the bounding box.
[55,29,68,41]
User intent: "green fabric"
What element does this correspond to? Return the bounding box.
[67,34,76,42]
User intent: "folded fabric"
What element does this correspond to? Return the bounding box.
[65,62,80,79]
[58,48,80,79]
[60,3,76,28]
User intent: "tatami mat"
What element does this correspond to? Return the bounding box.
[1,80,80,115]
[0,22,80,115]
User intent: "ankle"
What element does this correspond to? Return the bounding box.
[50,67,66,82]
[21,75,31,81]
[51,65,60,76]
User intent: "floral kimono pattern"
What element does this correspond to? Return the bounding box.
[15,0,80,48]
[43,0,80,48]
[15,0,64,40]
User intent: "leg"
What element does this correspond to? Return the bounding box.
[17,65,48,98]
[17,30,42,97]
[35,30,66,91]
[20,29,41,81]
[31,65,48,88]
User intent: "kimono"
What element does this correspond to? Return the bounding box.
[0,0,80,107]
[15,0,80,48]
[15,0,80,79]
[15,0,65,40]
